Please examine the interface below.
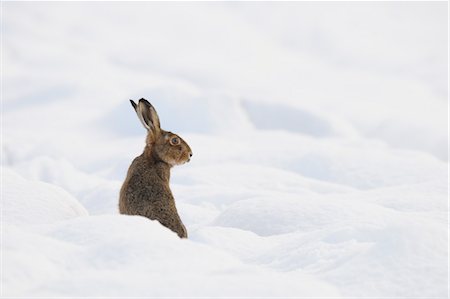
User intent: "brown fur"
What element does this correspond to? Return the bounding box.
[119,99,192,238]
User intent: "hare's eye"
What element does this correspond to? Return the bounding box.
[170,137,180,146]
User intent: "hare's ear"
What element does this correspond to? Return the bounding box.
[130,98,161,132]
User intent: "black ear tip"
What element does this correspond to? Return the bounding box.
[139,98,151,106]
[130,99,137,109]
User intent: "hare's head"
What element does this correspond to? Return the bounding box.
[131,98,192,166]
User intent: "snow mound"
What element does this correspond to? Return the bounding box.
[11,156,122,215]
[3,215,339,297]
[3,168,88,227]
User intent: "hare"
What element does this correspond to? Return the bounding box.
[119,98,192,238]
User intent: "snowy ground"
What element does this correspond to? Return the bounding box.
[2,2,448,298]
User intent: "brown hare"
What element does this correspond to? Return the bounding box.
[119,98,192,238]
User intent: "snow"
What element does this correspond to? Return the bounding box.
[4,215,339,297]
[3,168,88,227]
[2,1,448,298]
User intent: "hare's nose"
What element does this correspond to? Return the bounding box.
[189,153,193,158]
